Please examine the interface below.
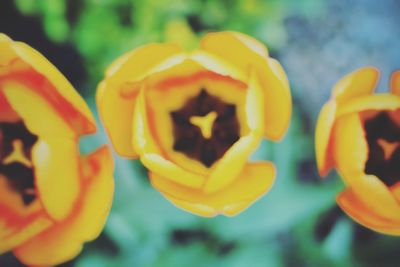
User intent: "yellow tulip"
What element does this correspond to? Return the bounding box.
[316,67,400,235]
[0,34,114,266]
[97,31,291,217]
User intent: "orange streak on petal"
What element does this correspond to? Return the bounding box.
[11,41,95,132]
[0,206,52,253]
[154,70,247,91]
[0,91,19,122]
[0,70,95,135]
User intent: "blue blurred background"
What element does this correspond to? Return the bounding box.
[1,0,400,266]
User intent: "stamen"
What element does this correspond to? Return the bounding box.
[189,111,217,139]
[2,139,33,167]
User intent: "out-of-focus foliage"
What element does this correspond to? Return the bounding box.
[14,0,321,86]
[2,0,400,266]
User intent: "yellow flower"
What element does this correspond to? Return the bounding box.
[97,31,291,217]
[316,66,400,235]
[0,33,114,265]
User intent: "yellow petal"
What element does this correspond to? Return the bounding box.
[333,113,368,178]
[315,100,337,176]
[189,51,247,82]
[200,32,269,67]
[0,33,11,42]
[200,31,291,141]
[0,213,52,254]
[96,80,139,158]
[2,81,75,139]
[141,154,205,188]
[105,43,182,79]
[13,146,114,266]
[245,69,265,134]
[141,56,206,91]
[151,162,276,217]
[32,138,80,221]
[162,197,217,217]
[72,146,114,241]
[337,93,400,117]
[332,66,379,104]
[229,32,269,57]
[337,188,400,235]
[0,37,19,75]
[390,70,400,96]
[10,39,95,134]
[341,173,400,221]
[204,134,262,194]
[132,87,205,188]
[202,70,264,193]
[262,58,292,140]
[0,35,33,77]
[97,43,182,157]
[335,113,400,221]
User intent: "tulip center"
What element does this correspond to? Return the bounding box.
[364,111,400,186]
[0,121,38,206]
[170,89,240,167]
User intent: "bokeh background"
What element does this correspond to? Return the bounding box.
[1,0,400,266]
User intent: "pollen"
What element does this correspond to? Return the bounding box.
[189,111,217,139]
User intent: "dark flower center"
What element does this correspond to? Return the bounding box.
[170,89,240,167]
[0,121,38,206]
[364,112,400,186]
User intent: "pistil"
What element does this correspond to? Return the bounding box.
[377,138,400,160]
[189,111,217,139]
[2,139,33,167]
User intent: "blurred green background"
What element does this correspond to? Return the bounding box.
[1,0,400,266]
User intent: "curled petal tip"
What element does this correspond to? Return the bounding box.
[332,66,380,103]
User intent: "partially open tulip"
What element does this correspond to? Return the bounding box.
[97,31,291,217]
[316,67,400,235]
[0,33,114,266]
